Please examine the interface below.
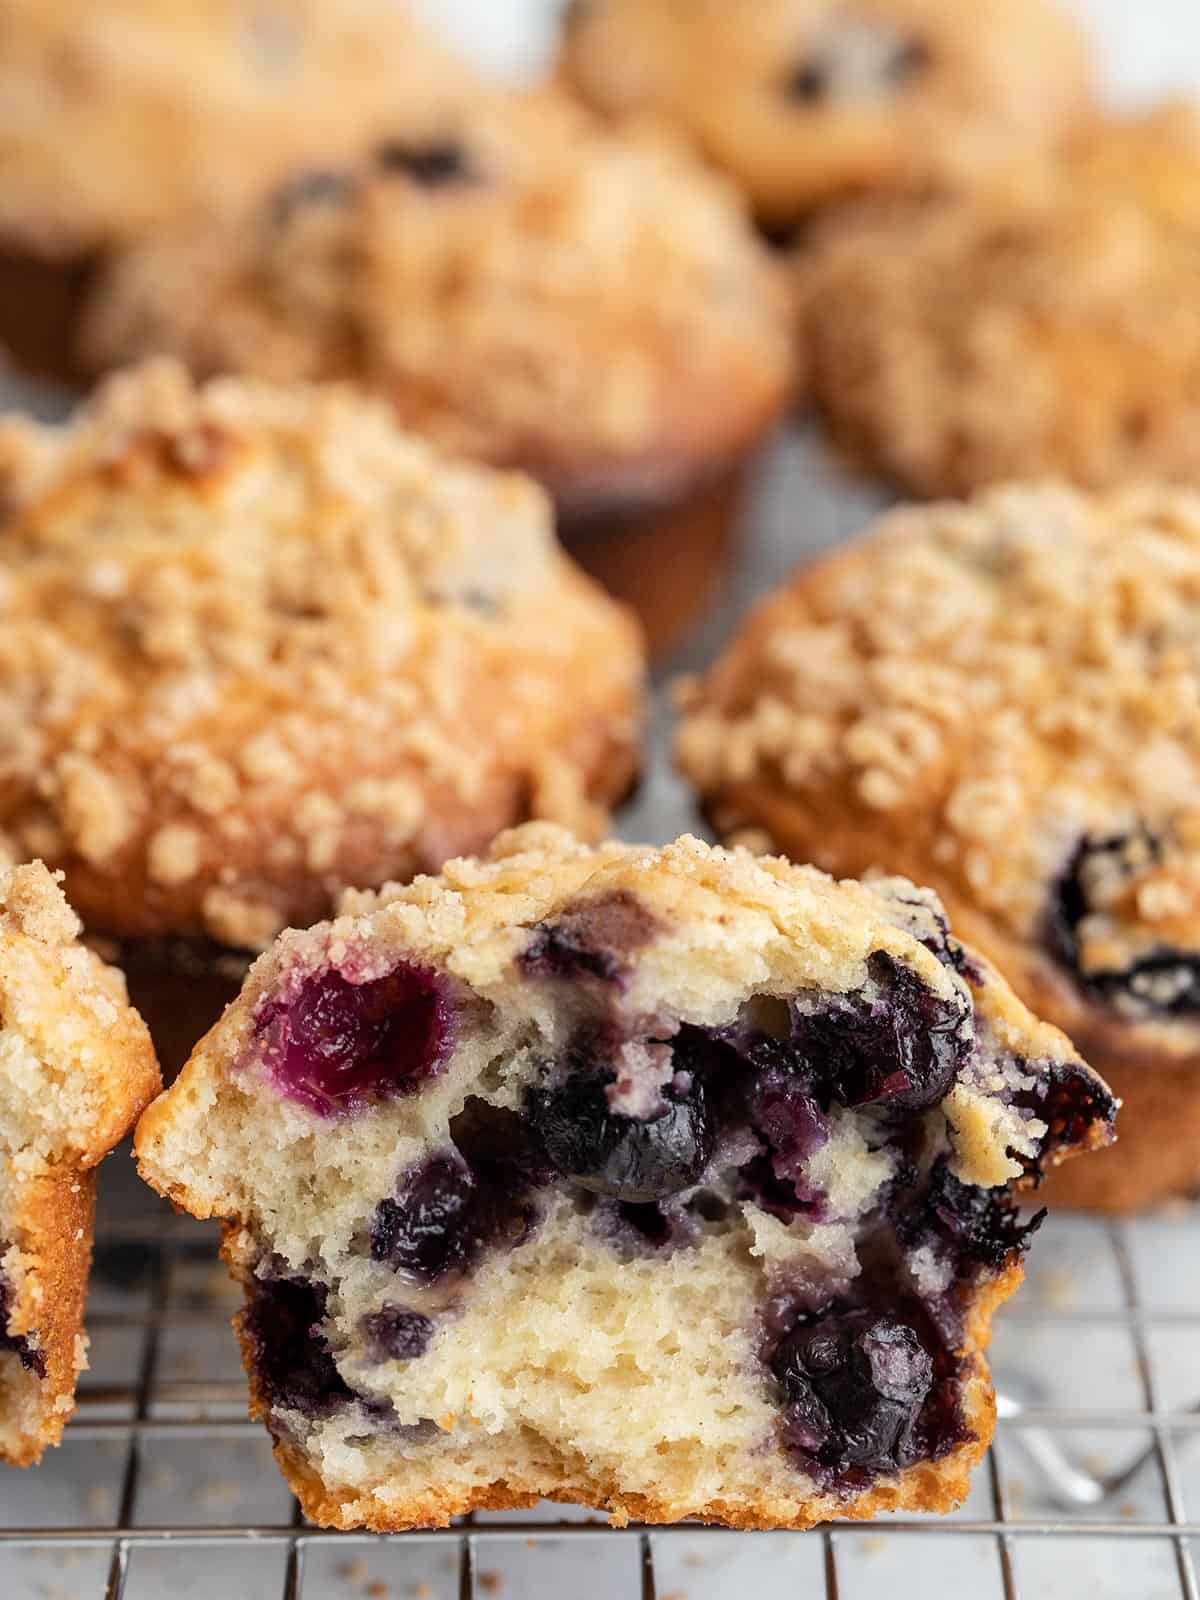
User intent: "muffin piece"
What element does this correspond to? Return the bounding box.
[0,0,465,378]
[0,359,643,1070]
[676,482,1200,1211]
[0,861,159,1464]
[798,106,1200,498]
[560,0,1092,230]
[134,825,1112,1530]
[80,89,794,655]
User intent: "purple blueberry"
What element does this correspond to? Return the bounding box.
[241,1273,352,1419]
[902,1158,1044,1274]
[791,954,969,1113]
[360,1307,434,1362]
[1013,1062,1118,1173]
[771,1309,933,1476]
[256,962,452,1117]
[527,1072,713,1202]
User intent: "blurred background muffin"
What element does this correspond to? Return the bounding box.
[0,359,644,1070]
[81,86,795,655]
[559,0,1095,230]
[796,104,1200,498]
[0,0,466,379]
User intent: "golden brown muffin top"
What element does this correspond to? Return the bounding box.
[81,89,794,496]
[677,482,1200,1027]
[798,106,1200,497]
[0,0,469,255]
[0,361,644,948]
[561,0,1092,226]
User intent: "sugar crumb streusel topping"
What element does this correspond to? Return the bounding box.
[0,361,642,948]
[678,481,1200,954]
[82,89,792,478]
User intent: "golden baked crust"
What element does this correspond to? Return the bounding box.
[136,824,1110,1529]
[677,482,1200,1208]
[0,861,159,1463]
[799,106,1200,497]
[0,0,469,257]
[80,90,793,501]
[561,0,1092,227]
[0,360,644,950]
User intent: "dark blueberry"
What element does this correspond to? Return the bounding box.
[520,890,657,985]
[369,1153,479,1281]
[735,1151,825,1223]
[903,1159,1044,1274]
[256,963,452,1117]
[527,1072,713,1202]
[1011,1062,1118,1176]
[241,1273,351,1418]
[0,1268,45,1378]
[269,168,354,225]
[614,1201,674,1247]
[792,953,969,1113]
[771,1309,933,1476]
[374,138,472,186]
[785,59,831,102]
[360,1306,434,1362]
[1050,829,1200,1017]
[370,1103,546,1283]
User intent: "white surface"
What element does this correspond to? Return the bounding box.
[415,0,1200,94]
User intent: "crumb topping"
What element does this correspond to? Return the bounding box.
[82,89,792,481]
[798,106,1200,496]
[677,481,1200,959]
[0,362,643,947]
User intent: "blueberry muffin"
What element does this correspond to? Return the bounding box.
[134,824,1112,1530]
[80,89,795,655]
[676,482,1200,1212]
[0,0,463,377]
[0,861,159,1464]
[560,0,1093,231]
[798,106,1200,498]
[0,359,643,1072]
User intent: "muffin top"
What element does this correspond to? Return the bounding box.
[0,0,467,255]
[81,89,793,505]
[560,0,1092,227]
[0,361,643,949]
[677,483,1200,1056]
[798,106,1200,497]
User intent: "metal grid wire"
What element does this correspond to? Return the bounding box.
[1,1192,1199,1600]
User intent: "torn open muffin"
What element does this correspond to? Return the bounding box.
[135,825,1112,1530]
[0,861,159,1464]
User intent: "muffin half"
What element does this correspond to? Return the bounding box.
[0,861,159,1463]
[136,826,1112,1528]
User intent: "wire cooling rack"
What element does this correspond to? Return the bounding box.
[1,1152,1198,1600]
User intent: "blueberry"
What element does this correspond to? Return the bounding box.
[785,60,831,102]
[1009,1063,1118,1177]
[256,963,452,1117]
[527,1072,713,1202]
[360,1306,434,1362]
[241,1273,352,1419]
[374,138,472,186]
[0,1268,44,1378]
[520,890,657,985]
[369,1153,479,1281]
[771,1310,933,1475]
[792,954,969,1113]
[1050,829,1200,1016]
[902,1158,1044,1274]
[747,1066,829,1182]
[369,1105,546,1283]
